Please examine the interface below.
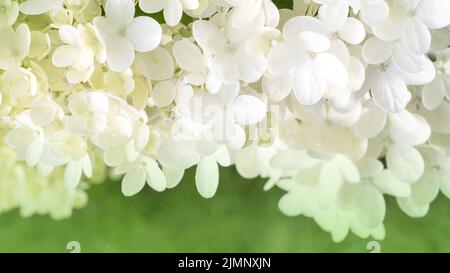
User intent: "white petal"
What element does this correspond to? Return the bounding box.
[164,0,183,26]
[389,111,431,146]
[64,161,82,189]
[195,155,219,198]
[338,17,365,45]
[333,155,360,183]
[234,45,266,83]
[410,169,440,206]
[315,52,348,87]
[126,16,162,52]
[214,146,231,167]
[134,47,174,80]
[230,0,261,29]
[163,167,184,189]
[262,73,293,102]
[192,20,227,55]
[392,42,428,73]
[293,59,326,105]
[401,19,430,55]
[386,143,424,184]
[180,0,199,10]
[422,76,445,110]
[371,14,407,41]
[356,184,385,229]
[213,52,239,84]
[415,0,450,29]
[105,0,135,28]
[372,72,411,113]
[5,127,34,148]
[121,167,146,196]
[373,169,411,197]
[318,0,349,31]
[139,0,167,13]
[157,138,200,169]
[267,40,303,74]
[59,25,80,46]
[25,135,44,167]
[318,163,341,208]
[19,0,61,15]
[354,105,387,138]
[397,197,429,218]
[360,1,389,25]
[104,36,135,72]
[145,161,167,192]
[230,95,266,125]
[362,36,393,65]
[298,31,330,53]
[282,16,329,41]
[172,39,205,72]
[151,80,177,107]
[52,45,78,68]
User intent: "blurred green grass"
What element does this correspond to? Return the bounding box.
[0,167,449,252]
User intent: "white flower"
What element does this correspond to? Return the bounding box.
[316,0,366,45]
[0,24,30,70]
[93,0,162,72]
[397,147,450,217]
[188,83,267,143]
[5,112,45,167]
[116,155,166,196]
[0,67,37,100]
[139,0,200,27]
[192,14,267,86]
[52,25,95,84]
[172,38,222,93]
[372,0,450,55]
[267,16,348,105]
[66,91,110,135]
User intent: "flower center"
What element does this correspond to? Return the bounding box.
[225,43,237,53]
[116,27,127,36]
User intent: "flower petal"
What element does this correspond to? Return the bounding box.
[126,16,162,52]
[195,155,219,198]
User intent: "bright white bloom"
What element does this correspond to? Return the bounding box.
[267,16,348,105]
[5,112,45,167]
[372,1,450,55]
[0,67,37,100]
[52,25,95,84]
[192,14,267,86]
[93,0,162,72]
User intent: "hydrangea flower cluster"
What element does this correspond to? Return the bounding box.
[1,0,450,242]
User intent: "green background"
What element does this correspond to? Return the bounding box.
[1,167,450,252]
[1,0,450,253]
